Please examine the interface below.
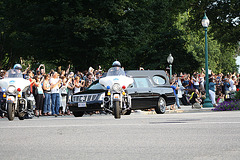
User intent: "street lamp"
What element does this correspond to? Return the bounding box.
[167,54,174,80]
[202,12,213,108]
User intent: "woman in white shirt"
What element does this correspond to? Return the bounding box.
[74,76,85,93]
[193,74,200,90]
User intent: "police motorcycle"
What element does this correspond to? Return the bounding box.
[0,64,33,121]
[99,61,133,119]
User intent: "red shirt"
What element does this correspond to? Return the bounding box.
[29,78,34,93]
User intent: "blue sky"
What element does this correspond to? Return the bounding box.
[236,56,240,73]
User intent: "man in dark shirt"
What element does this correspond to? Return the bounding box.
[190,89,202,108]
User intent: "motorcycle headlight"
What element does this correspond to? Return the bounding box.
[112,83,122,92]
[7,86,16,94]
[98,93,105,101]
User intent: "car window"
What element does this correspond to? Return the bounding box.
[133,78,150,88]
[87,81,106,90]
[153,75,166,85]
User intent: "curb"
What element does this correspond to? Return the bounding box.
[138,107,214,115]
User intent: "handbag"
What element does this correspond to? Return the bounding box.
[32,85,38,96]
[60,86,68,96]
[193,103,201,109]
[175,89,178,95]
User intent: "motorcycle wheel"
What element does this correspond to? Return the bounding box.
[73,111,85,117]
[7,103,15,121]
[155,97,166,114]
[113,101,121,119]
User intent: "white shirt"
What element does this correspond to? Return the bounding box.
[229,79,236,91]
[74,82,81,93]
[74,86,80,93]
[60,83,68,95]
[193,77,199,85]
[50,78,60,93]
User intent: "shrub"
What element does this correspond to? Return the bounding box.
[235,90,240,100]
[213,100,240,111]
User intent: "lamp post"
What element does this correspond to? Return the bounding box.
[167,54,174,80]
[202,12,213,108]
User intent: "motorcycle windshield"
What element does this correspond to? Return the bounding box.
[106,67,125,76]
[5,69,23,78]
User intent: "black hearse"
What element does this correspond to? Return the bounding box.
[67,70,175,117]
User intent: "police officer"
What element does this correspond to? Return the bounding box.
[112,61,121,67]
[13,64,22,70]
[13,64,23,78]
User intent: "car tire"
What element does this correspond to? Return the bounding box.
[124,109,131,115]
[73,111,85,117]
[155,97,166,114]
[18,112,25,120]
[113,101,121,119]
[7,103,15,121]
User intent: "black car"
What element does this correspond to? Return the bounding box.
[67,70,175,117]
[126,70,175,113]
[67,81,106,117]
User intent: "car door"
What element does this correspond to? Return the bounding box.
[127,77,154,109]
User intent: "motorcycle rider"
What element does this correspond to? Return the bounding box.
[13,64,35,118]
[1,64,34,120]
[112,60,121,68]
[13,64,22,73]
[99,60,133,119]
[108,61,124,76]
[13,64,22,70]
[12,64,23,78]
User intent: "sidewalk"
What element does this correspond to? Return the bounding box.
[138,105,214,115]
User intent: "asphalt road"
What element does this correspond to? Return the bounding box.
[1,111,240,160]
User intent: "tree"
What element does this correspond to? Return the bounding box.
[0,0,237,74]
[175,11,238,74]
[187,0,240,47]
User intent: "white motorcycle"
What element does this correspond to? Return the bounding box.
[99,67,133,119]
[0,69,33,120]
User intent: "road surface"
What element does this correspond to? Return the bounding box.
[0,111,240,160]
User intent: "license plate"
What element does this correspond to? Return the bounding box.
[78,102,86,108]
[7,96,15,102]
[113,94,120,99]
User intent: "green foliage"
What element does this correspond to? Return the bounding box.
[187,0,240,47]
[175,12,238,74]
[0,0,238,73]
[235,91,240,100]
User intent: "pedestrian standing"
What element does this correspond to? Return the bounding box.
[74,76,85,93]
[50,72,61,116]
[43,74,51,116]
[193,74,200,90]
[170,79,181,109]
[34,76,44,116]
[209,78,216,106]
[59,76,68,115]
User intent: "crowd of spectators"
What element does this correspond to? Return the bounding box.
[0,64,103,117]
[168,68,240,109]
[1,64,239,115]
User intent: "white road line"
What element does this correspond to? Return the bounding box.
[0,121,240,129]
